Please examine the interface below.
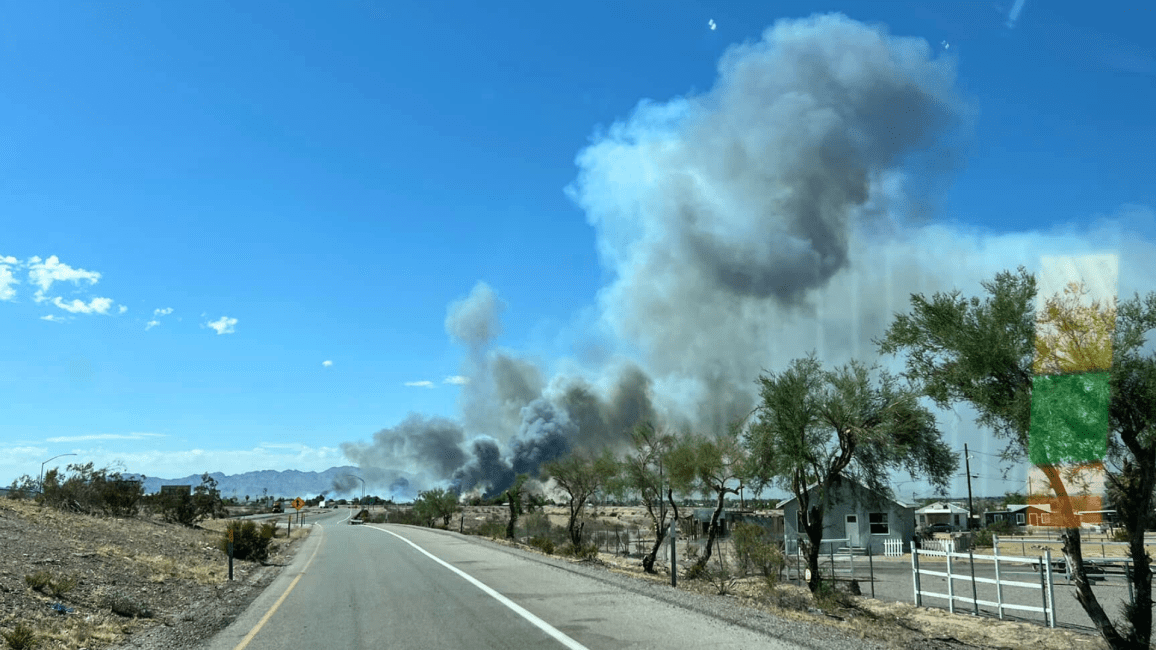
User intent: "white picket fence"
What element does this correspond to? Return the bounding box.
[884,538,904,557]
[922,538,955,553]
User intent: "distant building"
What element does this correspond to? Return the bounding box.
[159,485,192,497]
[915,502,973,530]
[778,477,916,554]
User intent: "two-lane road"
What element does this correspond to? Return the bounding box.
[201,513,873,650]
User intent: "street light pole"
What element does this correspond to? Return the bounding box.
[964,444,976,531]
[40,454,77,493]
[343,475,365,505]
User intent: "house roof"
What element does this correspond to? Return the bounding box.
[774,477,914,510]
[915,501,970,515]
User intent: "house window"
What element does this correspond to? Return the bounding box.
[869,512,889,535]
[1017,513,1025,525]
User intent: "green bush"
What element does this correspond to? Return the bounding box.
[561,541,599,560]
[473,516,506,539]
[1112,527,1131,543]
[220,520,275,562]
[732,523,786,586]
[1,622,39,650]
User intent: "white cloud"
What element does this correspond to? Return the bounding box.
[1006,0,1027,28]
[0,256,18,301]
[52,296,114,314]
[206,316,238,335]
[27,255,101,301]
[708,18,717,31]
[40,314,67,323]
[118,305,127,314]
[403,380,435,388]
[443,375,469,385]
[45,432,166,443]
[146,307,173,330]
[322,360,333,367]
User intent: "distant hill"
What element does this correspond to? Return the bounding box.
[140,466,364,500]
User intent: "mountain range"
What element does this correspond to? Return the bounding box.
[139,466,367,500]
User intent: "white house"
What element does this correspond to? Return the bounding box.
[915,501,972,530]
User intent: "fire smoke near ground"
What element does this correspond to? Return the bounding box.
[336,13,1156,500]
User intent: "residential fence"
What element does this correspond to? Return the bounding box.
[912,546,1058,628]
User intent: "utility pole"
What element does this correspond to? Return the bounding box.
[964,444,975,531]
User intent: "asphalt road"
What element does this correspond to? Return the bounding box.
[199,511,823,650]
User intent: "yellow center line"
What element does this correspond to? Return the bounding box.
[232,524,325,650]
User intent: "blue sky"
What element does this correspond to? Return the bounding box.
[2,1,1153,500]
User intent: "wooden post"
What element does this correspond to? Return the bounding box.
[867,543,875,599]
[670,517,677,588]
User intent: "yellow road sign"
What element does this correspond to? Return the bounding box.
[291,497,305,510]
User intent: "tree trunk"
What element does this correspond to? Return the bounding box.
[1039,464,1129,648]
[804,505,824,594]
[642,523,667,574]
[690,488,729,576]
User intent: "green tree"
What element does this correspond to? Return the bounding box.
[666,425,747,578]
[542,449,618,547]
[609,422,681,573]
[744,352,957,593]
[161,473,224,526]
[501,474,544,539]
[412,488,459,527]
[876,266,1156,650]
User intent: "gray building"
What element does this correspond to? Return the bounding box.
[777,477,916,554]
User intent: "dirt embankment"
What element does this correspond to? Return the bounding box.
[0,499,306,650]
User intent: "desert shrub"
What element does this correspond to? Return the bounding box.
[47,574,78,597]
[813,579,854,611]
[35,463,144,517]
[732,523,786,586]
[158,474,226,527]
[23,571,75,597]
[707,546,739,595]
[528,537,556,555]
[24,571,52,592]
[561,541,599,560]
[105,591,153,618]
[1,622,39,650]
[1112,527,1131,543]
[520,511,555,540]
[220,520,275,562]
[473,516,506,539]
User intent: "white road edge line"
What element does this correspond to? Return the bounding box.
[367,527,589,650]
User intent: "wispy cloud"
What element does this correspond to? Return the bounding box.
[322,360,333,367]
[708,18,717,31]
[206,316,238,335]
[1006,0,1027,29]
[40,314,67,323]
[403,380,435,388]
[53,296,114,314]
[27,255,101,302]
[443,375,469,385]
[0,255,18,301]
[146,307,174,330]
[45,432,166,443]
[118,305,127,314]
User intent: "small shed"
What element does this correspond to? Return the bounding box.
[777,477,916,554]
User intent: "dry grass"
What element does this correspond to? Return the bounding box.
[0,498,309,650]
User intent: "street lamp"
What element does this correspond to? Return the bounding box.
[40,454,77,493]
